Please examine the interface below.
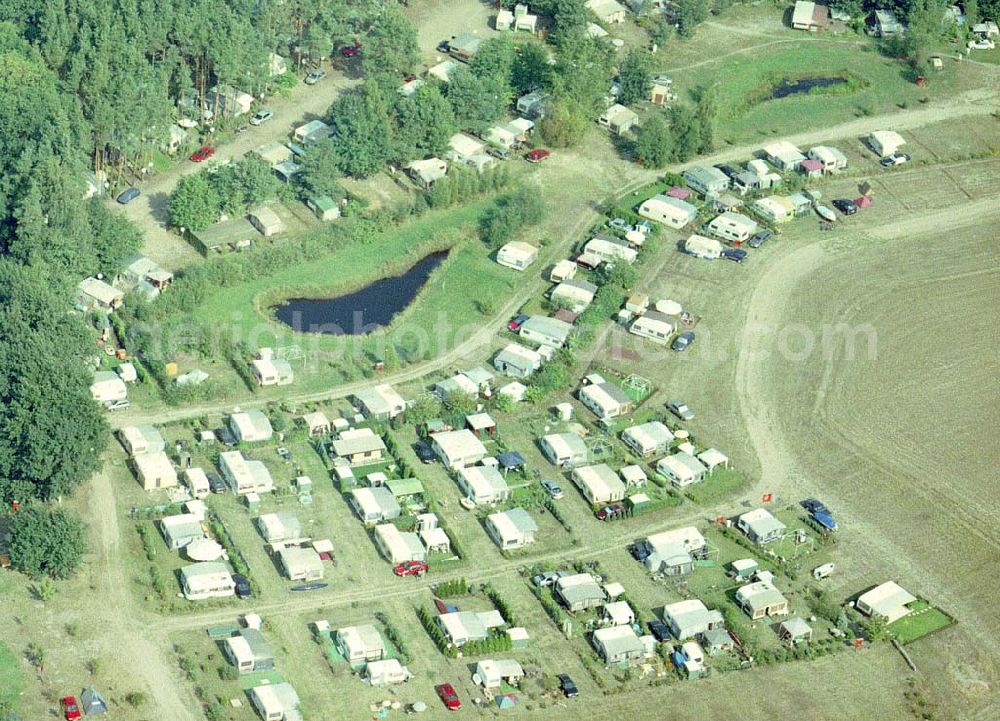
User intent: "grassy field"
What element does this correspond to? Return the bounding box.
[0,642,23,714]
[890,601,956,645]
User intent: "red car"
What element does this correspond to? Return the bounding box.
[393,560,428,577]
[341,42,361,57]
[507,314,529,332]
[61,697,82,721]
[525,148,550,163]
[190,146,215,162]
[435,683,462,711]
[596,504,625,521]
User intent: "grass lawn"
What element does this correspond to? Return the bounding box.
[669,43,968,145]
[889,601,955,644]
[0,642,23,713]
[684,466,750,505]
[188,199,519,394]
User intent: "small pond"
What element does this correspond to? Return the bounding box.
[273,251,447,335]
[771,76,848,99]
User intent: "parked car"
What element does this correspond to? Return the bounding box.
[558,674,579,698]
[666,400,694,421]
[715,164,740,180]
[486,146,509,160]
[832,198,858,215]
[542,480,564,499]
[249,109,274,126]
[104,399,130,411]
[607,217,630,232]
[435,683,462,711]
[812,511,839,532]
[190,145,215,162]
[207,471,227,494]
[304,69,327,85]
[721,248,747,263]
[216,427,237,447]
[341,42,361,57]
[880,152,910,167]
[671,331,695,352]
[436,40,452,53]
[748,229,772,249]
[525,148,550,163]
[414,441,436,463]
[507,313,529,332]
[233,573,252,599]
[276,446,292,461]
[61,697,82,721]
[801,498,831,515]
[968,38,996,50]
[393,560,428,577]
[596,504,624,521]
[630,540,652,562]
[532,571,566,588]
[116,187,141,204]
[648,619,672,642]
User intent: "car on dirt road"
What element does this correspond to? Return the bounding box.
[249,109,274,126]
[671,331,695,352]
[721,248,747,263]
[393,560,428,577]
[832,198,858,215]
[666,400,694,421]
[507,314,529,332]
[542,479,564,499]
[525,148,550,163]
[880,152,910,167]
[233,573,252,599]
[748,229,772,248]
[558,674,579,698]
[304,69,327,85]
[61,697,82,720]
[116,187,141,204]
[190,145,215,162]
[435,683,462,711]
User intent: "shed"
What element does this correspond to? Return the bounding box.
[277,546,324,581]
[598,103,639,135]
[302,411,331,436]
[497,241,539,271]
[792,1,830,31]
[729,558,759,581]
[77,277,124,311]
[306,194,341,221]
[134,452,178,491]
[485,507,538,549]
[592,625,645,664]
[475,659,524,689]
[539,432,588,467]
[248,206,284,237]
[366,658,413,686]
[700,627,734,654]
[586,0,628,23]
[230,409,273,443]
[572,464,626,504]
[779,617,813,644]
[856,581,917,623]
[406,158,448,189]
[430,429,487,469]
[336,624,386,663]
[449,32,483,61]
[293,119,333,145]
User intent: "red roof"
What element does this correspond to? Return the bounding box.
[800,159,824,172]
[666,186,692,200]
[554,309,579,324]
[854,195,873,208]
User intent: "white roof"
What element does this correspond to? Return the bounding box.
[134,452,177,482]
[542,432,587,461]
[407,157,448,183]
[428,59,460,83]
[763,140,806,161]
[459,465,509,499]
[230,410,273,441]
[697,448,729,469]
[738,507,786,537]
[302,411,330,431]
[586,0,627,20]
[278,546,323,577]
[338,624,385,657]
[332,427,386,457]
[857,581,917,620]
[870,130,905,149]
[639,195,698,223]
[448,133,486,159]
[647,526,706,556]
[487,508,538,542]
[78,277,124,305]
[600,103,638,126]
[432,429,487,462]
[620,465,647,484]
[497,241,538,263]
[374,524,424,562]
[574,464,625,500]
[604,600,634,626]
[495,343,543,370]
[622,421,674,452]
[737,581,788,609]
[355,384,406,417]
[657,452,707,482]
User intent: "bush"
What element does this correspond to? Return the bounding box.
[8,506,87,579]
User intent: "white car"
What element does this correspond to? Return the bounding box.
[249,109,273,126]
[967,38,995,50]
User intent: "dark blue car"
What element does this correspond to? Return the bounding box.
[116,187,140,204]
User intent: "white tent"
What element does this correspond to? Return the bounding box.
[185,538,225,561]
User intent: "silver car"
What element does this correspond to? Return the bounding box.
[249,109,273,126]
[666,400,694,421]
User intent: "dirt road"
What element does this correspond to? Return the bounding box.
[109,70,359,271]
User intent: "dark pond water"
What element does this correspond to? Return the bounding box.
[771,76,848,99]
[273,251,447,335]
